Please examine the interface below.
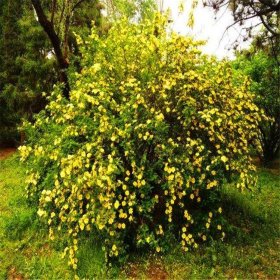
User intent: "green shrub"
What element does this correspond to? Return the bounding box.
[20,14,263,271]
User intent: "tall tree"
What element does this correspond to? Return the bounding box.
[0,0,24,145]
[0,0,56,146]
[0,0,24,88]
[0,0,103,145]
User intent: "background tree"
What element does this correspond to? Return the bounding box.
[233,41,280,163]
[0,0,22,145]
[0,0,104,146]
[0,0,55,146]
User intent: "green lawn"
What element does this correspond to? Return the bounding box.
[0,153,279,279]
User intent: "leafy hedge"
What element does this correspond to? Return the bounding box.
[20,15,262,270]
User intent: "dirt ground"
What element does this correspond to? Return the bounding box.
[0,148,17,160]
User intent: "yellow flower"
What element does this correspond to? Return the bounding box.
[114,200,120,209]
[79,222,85,230]
[221,155,228,163]
[37,209,46,217]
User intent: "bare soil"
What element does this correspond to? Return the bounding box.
[0,148,16,160]
[7,267,24,280]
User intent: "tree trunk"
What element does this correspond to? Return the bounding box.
[31,0,70,99]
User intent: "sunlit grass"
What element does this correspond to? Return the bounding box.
[0,155,73,279]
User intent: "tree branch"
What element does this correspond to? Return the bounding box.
[51,0,57,24]
[258,13,278,36]
[249,1,279,36]
[72,0,88,12]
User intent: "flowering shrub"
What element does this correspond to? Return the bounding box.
[20,15,262,270]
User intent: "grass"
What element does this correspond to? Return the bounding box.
[0,153,279,279]
[0,154,73,279]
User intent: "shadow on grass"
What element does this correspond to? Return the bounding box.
[221,171,279,246]
[124,170,280,279]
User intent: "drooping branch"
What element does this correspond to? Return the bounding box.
[31,0,70,99]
